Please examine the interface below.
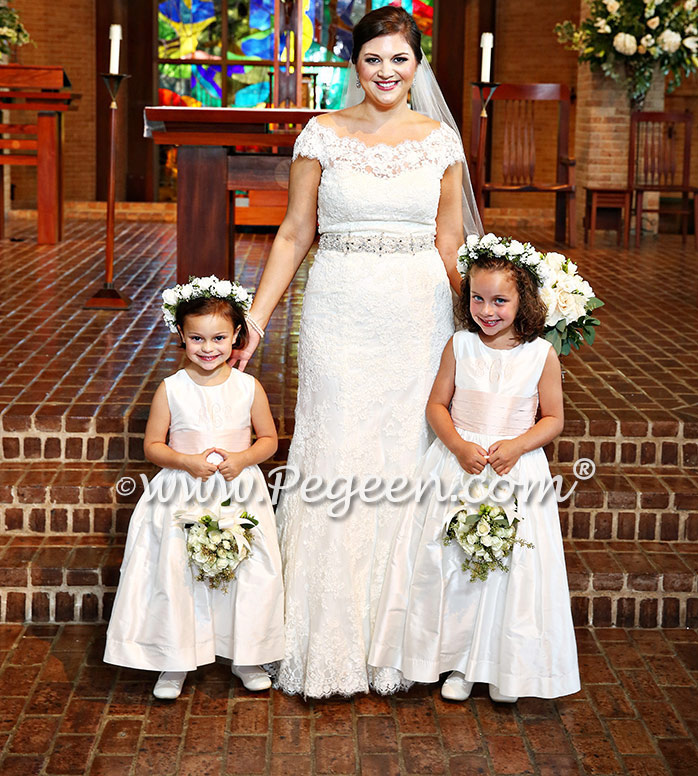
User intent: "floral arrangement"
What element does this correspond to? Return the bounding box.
[457,234,604,355]
[0,3,31,58]
[539,251,604,355]
[174,501,258,591]
[161,274,252,333]
[555,0,698,108]
[444,501,533,582]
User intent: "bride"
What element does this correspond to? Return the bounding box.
[233,5,481,697]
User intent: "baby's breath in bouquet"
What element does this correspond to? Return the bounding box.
[174,500,258,592]
[444,502,533,583]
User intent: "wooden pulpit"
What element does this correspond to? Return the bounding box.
[0,64,79,244]
[144,107,325,283]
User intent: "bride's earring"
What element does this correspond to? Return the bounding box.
[356,76,362,89]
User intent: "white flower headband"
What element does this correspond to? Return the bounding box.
[457,233,553,288]
[161,275,253,333]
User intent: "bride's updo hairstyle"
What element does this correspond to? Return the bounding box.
[351,6,423,64]
[458,257,547,343]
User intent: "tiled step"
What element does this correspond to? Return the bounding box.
[2,462,696,539]
[3,402,696,467]
[1,534,696,627]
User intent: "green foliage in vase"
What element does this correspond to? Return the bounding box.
[0,2,31,57]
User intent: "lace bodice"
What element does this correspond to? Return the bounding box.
[293,116,465,236]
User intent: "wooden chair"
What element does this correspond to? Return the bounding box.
[471,83,576,247]
[630,111,697,248]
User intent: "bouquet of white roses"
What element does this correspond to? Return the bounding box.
[174,500,257,592]
[444,501,533,582]
[539,251,604,356]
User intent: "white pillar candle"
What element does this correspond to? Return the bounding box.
[480,32,494,83]
[109,24,122,74]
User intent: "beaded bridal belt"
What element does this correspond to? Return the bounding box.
[318,232,435,255]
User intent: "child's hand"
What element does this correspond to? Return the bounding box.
[454,441,489,474]
[216,449,248,481]
[182,448,219,480]
[487,440,523,476]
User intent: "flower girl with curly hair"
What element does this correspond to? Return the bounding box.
[104,277,284,700]
[370,237,580,702]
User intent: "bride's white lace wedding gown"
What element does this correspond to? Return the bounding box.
[275,116,464,697]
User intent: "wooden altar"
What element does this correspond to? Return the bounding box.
[0,65,79,244]
[144,106,325,282]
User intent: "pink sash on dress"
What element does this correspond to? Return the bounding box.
[168,427,252,454]
[450,388,538,437]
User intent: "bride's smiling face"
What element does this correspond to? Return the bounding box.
[356,33,419,107]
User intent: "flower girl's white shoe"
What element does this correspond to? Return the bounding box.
[153,671,187,700]
[440,671,473,701]
[231,664,272,691]
[489,685,518,703]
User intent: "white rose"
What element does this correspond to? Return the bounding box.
[216,557,230,569]
[466,234,479,249]
[686,0,697,10]
[688,24,698,35]
[162,288,178,305]
[465,532,478,545]
[492,243,507,257]
[640,34,655,47]
[540,286,563,326]
[557,290,587,323]
[604,0,620,12]
[508,240,525,255]
[658,29,682,52]
[480,535,493,547]
[214,280,233,297]
[544,252,566,272]
[180,283,194,299]
[489,536,504,553]
[208,529,223,545]
[647,16,660,29]
[614,32,638,55]
[565,259,578,274]
[476,518,491,536]
[683,35,698,52]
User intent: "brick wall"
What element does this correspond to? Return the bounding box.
[9,0,96,208]
[473,0,581,213]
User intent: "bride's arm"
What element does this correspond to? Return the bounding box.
[231,156,321,370]
[435,162,466,293]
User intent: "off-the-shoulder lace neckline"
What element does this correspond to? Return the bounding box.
[311,116,447,150]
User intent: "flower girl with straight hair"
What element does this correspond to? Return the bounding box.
[104,276,284,700]
[370,237,580,702]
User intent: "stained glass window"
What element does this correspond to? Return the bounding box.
[157,0,434,110]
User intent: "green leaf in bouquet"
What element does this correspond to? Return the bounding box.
[586,297,604,310]
[560,340,572,356]
[556,319,567,332]
[586,317,600,326]
[240,510,259,526]
[582,325,597,344]
[545,328,563,354]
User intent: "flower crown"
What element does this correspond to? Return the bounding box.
[161,275,253,333]
[457,233,552,288]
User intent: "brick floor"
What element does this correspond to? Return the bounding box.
[0,624,696,775]
[1,217,697,770]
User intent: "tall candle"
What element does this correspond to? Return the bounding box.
[109,24,122,74]
[480,32,493,83]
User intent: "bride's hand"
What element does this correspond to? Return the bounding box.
[229,328,261,371]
